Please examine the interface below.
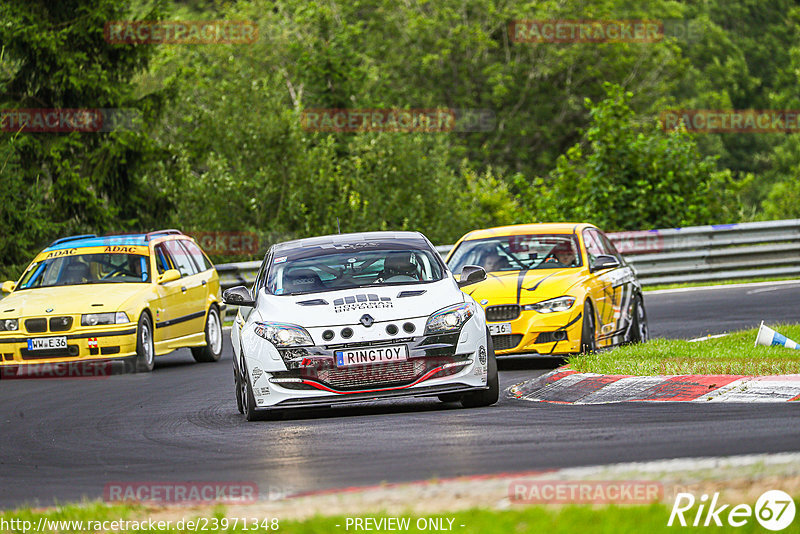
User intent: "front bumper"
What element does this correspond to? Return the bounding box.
[488,307,583,357]
[242,316,490,409]
[0,325,138,366]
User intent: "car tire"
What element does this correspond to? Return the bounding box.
[234,367,244,414]
[239,357,282,421]
[627,294,648,344]
[191,306,223,363]
[239,358,262,421]
[134,312,155,373]
[460,331,499,408]
[580,300,597,354]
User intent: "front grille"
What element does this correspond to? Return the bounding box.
[49,316,73,332]
[25,318,47,333]
[20,345,79,360]
[100,346,120,355]
[492,334,523,351]
[317,360,425,390]
[486,304,520,322]
[272,354,471,391]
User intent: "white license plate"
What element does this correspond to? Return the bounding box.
[488,323,512,335]
[27,336,68,351]
[335,345,409,367]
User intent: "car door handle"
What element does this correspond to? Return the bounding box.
[181,286,187,292]
[201,280,207,286]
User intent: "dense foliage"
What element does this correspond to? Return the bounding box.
[1,0,799,277]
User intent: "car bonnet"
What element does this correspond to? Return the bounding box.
[254,278,465,328]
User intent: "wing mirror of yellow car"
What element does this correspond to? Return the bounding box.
[590,254,621,273]
[457,265,487,288]
[157,269,182,284]
[222,286,256,307]
[1,281,16,293]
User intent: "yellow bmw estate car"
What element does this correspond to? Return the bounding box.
[0,230,224,375]
[446,223,647,357]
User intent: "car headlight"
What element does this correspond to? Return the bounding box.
[81,312,130,326]
[522,296,576,314]
[425,302,475,335]
[254,321,313,347]
[0,318,18,331]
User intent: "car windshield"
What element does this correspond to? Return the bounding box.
[267,248,444,296]
[448,234,582,273]
[17,252,150,289]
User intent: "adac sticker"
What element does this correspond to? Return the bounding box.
[34,245,149,262]
[273,256,287,264]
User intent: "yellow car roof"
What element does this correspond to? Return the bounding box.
[459,222,595,241]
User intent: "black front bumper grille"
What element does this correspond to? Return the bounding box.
[273,354,471,392]
[492,334,523,351]
[271,333,467,391]
[486,305,520,322]
[20,345,79,360]
[318,359,426,389]
[535,331,568,344]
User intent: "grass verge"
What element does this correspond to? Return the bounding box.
[2,500,794,533]
[567,324,800,376]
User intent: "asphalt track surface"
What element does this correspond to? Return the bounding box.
[1,282,799,509]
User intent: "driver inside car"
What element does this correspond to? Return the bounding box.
[379,252,420,281]
[126,255,144,280]
[59,260,92,285]
[546,242,577,267]
[482,254,511,272]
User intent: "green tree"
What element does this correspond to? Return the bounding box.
[0,0,169,278]
[519,83,733,231]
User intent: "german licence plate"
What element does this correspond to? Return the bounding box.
[488,323,512,335]
[335,345,409,367]
[27,337,68,351]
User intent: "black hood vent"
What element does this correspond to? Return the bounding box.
[297,299,329,306]
[397,290,426,298]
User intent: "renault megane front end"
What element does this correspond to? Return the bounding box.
[225,231,498,421]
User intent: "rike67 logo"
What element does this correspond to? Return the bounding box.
[669,490,796,531]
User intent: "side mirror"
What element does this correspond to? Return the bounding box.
[223,286,256,307]
[591,255,621,272]
[1,281,16,293]
[157,269,181,284]
[457,265,487,288]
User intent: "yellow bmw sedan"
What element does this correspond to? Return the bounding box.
[446,223,647,357]
[0,230,224,375]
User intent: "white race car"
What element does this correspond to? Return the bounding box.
[224,231,498,421]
